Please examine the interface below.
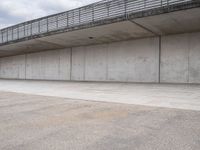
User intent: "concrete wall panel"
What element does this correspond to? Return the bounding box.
[0,55,25,79]
[58,49,71,80]
[26,49,71,80]
[71,47,85,80]
[189,32,200,83]
[161,34,189,83]
[72,37,159,82]
[107,38,159,82]
[0,32,200,84]
[85,44,108,81]
[161,32,200,83]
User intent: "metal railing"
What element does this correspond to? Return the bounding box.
[0,0,191,44]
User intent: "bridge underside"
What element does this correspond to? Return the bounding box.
[0,7,200,57]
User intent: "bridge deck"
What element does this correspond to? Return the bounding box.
[0,0,198,46]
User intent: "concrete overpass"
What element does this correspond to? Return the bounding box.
[0,0,200,84]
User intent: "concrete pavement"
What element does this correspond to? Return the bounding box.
[0,91,200,150]
[0,79,200,111]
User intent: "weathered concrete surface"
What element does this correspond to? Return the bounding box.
[107,37,159,82]
[161,32,200,83]
[161,33,189,83]
[0,79,200,111]
[26,49,71,80]
[0,37,159,82]
[0,55,26,79]
[189,32,200,83]
[0,91,200,150]
[0,32,200,83]
[72,37,159,82]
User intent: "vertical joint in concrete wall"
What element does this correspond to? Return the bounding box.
[25,54,27,80]
[70,48,73,81]
[158,36,161,83]
[83,48,86,81]
[106,44,109,81]
[187,34,190,83]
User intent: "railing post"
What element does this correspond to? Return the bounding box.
[92,4,94,22]
[1,31,3,43]
[24,24,26,37]
[7,29,8,42]
[144,0,146,8]
[124,0,128,19]
[107,2,109,17]
[11,28,13,41]
[56,16,58,29]
[67,13,69,27]
[38,21,40,33]
[31,23,32,36]
[17,27,19,39]
[79,8,81,23]
[47,18,49,32]
[72,10,74,25]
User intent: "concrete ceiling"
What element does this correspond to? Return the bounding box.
[0,21,154,57]
[133,7,200,35]
[0,7,200,57]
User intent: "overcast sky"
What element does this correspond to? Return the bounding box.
[0,0,99,29]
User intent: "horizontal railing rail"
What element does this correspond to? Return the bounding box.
[0,0,192,44]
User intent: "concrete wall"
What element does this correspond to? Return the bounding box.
[0,49,71,80]
[0,32,200,83]
[72,37,159,82]
[26,49,71,80]
[161,32,200,83]
[71,44,108,81]
[107,38,159,82]
[0,55,26,79]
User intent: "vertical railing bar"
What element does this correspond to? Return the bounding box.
[56,15,58,29]
[92,4,94,22]
[47,18,49,32]
[79,8,81,23]
[11,28,13,41]
[124,0,127,16]
[1,31,3,43]
[7,29,8,42]
[24,23,26,37]
[31,23,32,36]
[38,21,40,33]
[17,26,19,39]
[67,12,69,27]
[73,10,74,25]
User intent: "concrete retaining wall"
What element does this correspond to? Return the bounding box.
[0,49,71,80]
[161,32,200,83]
[0,55,26,79]
[26,49,71,80]
[0,32,200,83]
[71,37,159,82]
